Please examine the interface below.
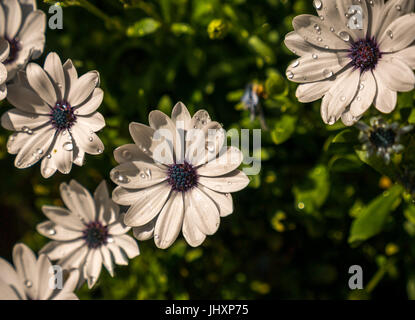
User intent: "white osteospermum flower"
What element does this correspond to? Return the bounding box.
[285,0,415,126]
[111,102,250,249]
[37,180,140,289]
[0,38,9,100]
[0,0,46,81]
[1,52,105,178]
[0,243,79,300]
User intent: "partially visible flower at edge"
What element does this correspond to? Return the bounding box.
[0,243,79,300]
[0,0,46,81]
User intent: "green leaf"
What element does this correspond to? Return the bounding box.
[348,185,403,245]
[248,36,275,64]
[127,18,161,37]
[293,165,330,216]
[270,114,296,145]
[355,149,400,179]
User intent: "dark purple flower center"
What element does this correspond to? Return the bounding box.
[167,161,198,192]
[3,37,21,64]
[369,128,396,149]
[83,221,109,249]
[50,101,76,131]
[349,37,382,72]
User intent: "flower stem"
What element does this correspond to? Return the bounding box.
[77,0,123,31]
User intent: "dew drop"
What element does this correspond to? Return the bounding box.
[63,142,73,151]
[323,69,333,78]
[286,71,294,79]
[313,0,322,10]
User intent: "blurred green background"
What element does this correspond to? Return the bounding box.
[1,0,415,299]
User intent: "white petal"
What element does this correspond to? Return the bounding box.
[63,180,96,222]
[0,82,6,101]
[0,6,5,37]
[171,101,192,131]
[67,71,99,107]
[39,240,84,262]
[94,180,116,223]
[114,143,153,164]
[379,13,415,52]
[44,52,65,100]
[100,247,114,277]
[292,14,350,50]
[76,112,105,132]
[0,256,25,299]
[40,206,85,231]
[107,243,128,266]
[376,0,415,38]
[350,71,377,118]
[198,170,250,193]
[286,52,349,83]
[35,254,54,300]
[320,68,360,124]
[62,59,78,100]
[12,243,37,299]
[198,184,234,218]
[0,38,10,62]
[284,31,315,56]
[123,183,171,227]
[37,221,83,241]
[26,63,57,107]
[129,122,174,165]
[392,46,415,68]
[190,109,212,130]
[57,246,88,270]
[149,110,178,163]
[182,210,206,247]
[74,88,103,115]
[296,80,330,103]
[18,10,46,51]
[132,218,156,241]
[1,108,49,131]
[14,126,55,169]
[113,234,140,258]
[376,56,415,92]
[373,70,398,113]
[187,187,220,235]
[7,82,50,114]
[110,161,167,189]
[4,0,22,39]
[334,0,368,40]
[7,132,29,155]
[154,192,184,249]
[52,131,73,174]
[71,122,104,155]
[197,146,243,177]
[85,249,102,289]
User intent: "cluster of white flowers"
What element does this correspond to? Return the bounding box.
[0,0,250,300]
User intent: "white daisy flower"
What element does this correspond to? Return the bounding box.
[285,0,415,126]
[1,52,105,178]
[0,0,46,81]
[0,38,9,100]
[37,180,140,289]
[111,102,250,249]
[0,243,79,300]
